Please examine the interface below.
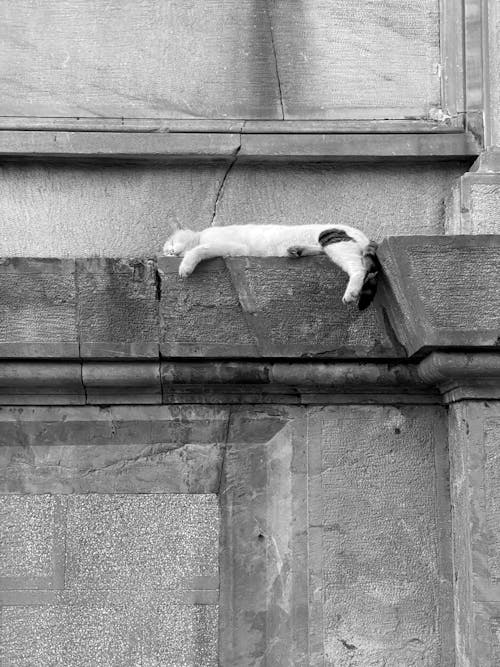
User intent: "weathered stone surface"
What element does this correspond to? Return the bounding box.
[220,405,452,666]
[159,256,397,358]
[0,258,78,357]
[448,400,500,666]
[446,172,500,234]
[0,406,228,493]
[377,235,500,355]
[76,257,159,358]
[0,162,468,258]
[307,405,453,666]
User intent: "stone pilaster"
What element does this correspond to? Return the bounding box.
[419,352,500,666]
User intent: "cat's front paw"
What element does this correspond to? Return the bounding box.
[287,246,304,258]
[178,259,195,278]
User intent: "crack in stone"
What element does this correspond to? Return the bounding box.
[266,2,285,120]
[210,143,241,226]
[216,407,231,493]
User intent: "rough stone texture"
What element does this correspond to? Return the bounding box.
[448,400,500,666]
[0,406,228,494]
[220,405,453,666]
[0,258,78,357]
[159,256,398,358]
[445,172,500,234]
[307,405,452,666]
[377,235,500,355]
[0,162,468,257]
[76,257,159,358]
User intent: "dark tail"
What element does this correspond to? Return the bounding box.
[358,241,381,311]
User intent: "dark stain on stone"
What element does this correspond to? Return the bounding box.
[394,427,401,434]
[318,228,354,246]
[257,533,265,541]
[155,268,162,301]
[340,639,357,651]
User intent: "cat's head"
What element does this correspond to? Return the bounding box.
[162,229,200,256]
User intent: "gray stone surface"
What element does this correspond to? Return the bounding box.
[0,494,219,667]
[448,400,500,665]
[0,406,228,493]
[159,256,398,358]
[220,405,453,666]
[377,235,500,355]
[76,257,159,358]
[307,405,453,666]
[0,162,468,258]
[0,258,78,357]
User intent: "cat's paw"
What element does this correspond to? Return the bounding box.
[178,259,195,278]
[287,246,304,258]
[342,288,360,305]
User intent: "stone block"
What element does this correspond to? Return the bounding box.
[76,257,159,358]
[159,256,398,358]
[65,494,218,591]
[0,406,228,493]
[0,598,217,667]
[0,258,78,358]
[0,495,65,590]
[307,405,453,665]
[377,235,500,356]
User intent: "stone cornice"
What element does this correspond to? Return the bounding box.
[0,360,437,406]
[418,352,500,402]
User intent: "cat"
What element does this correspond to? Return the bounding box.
[163,224,379,309]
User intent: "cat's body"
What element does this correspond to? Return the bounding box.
[163,224,379,308]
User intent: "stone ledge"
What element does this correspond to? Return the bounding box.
[418,352,500,402]
[0,361,436,406]
[376,235,500,356]
[0,237,498,363]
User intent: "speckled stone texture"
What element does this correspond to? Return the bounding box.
[0,407,226,666]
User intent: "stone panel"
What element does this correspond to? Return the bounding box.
[377,235,500,355]
[0,406,228,494]
[0,162,468,258]
[159,256,397,358]
[0,258,78,358]
[0,597,217,667]
[76,257,159,358]
[307,405,452,666]
[65,494,218,590]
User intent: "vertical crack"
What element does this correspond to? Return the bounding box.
[210,141,241,226]
[266,1,285,120]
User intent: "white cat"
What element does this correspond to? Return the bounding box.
[163,224,379,309]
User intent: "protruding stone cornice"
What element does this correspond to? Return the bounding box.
[418,352,500,402]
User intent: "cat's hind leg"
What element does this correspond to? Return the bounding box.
[179,242,248,277]
[322,241,367,304]
[287,245,324,258]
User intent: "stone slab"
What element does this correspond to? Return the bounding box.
[377,235,500,356]
[0,362,84,405]
[0,258,78,358]
[76,257,159,359]
[159,256,398,358]
[307,405,453,666]
[0,406,228,493]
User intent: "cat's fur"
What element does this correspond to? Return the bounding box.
[163,224,379,308]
